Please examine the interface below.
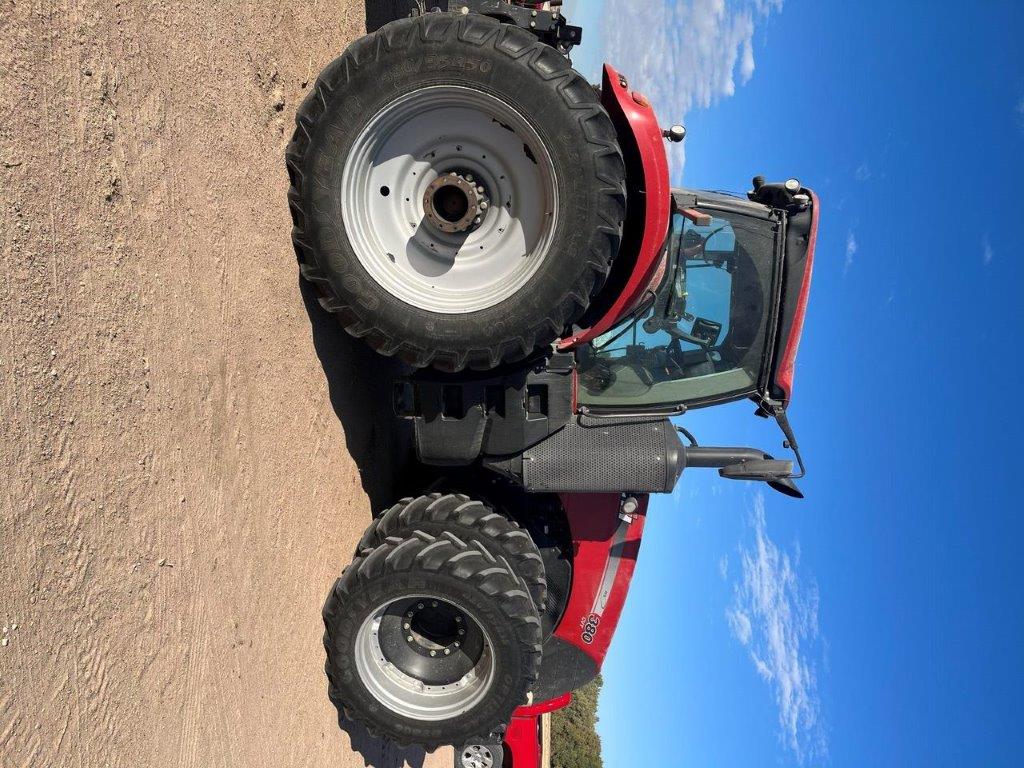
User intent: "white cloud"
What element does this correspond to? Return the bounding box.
[983,234,994,266]
[854,163,872,181]
[726,606,752,644]
[726,493,827,764]
[603,0,784,178]
[718,554,730,580]
[844,230,857,274]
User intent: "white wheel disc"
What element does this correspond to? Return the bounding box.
[341,86,559,314]
[354,595,497,722]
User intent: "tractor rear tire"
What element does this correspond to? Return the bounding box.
[357,493,548,620]
[323,530,543,749]
[287,12,626,372]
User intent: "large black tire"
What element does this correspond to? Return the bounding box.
[287,12,626,372]
[357,493,548,618]
[324,530,543,749]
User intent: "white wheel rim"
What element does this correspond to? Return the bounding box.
[341,86,559,314]
[354,595,497,721]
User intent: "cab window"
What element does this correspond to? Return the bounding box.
[577,208,777,410]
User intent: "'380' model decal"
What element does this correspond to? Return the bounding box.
[580,516,630,644]
[581,613,601,645]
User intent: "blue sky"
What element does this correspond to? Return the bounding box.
[564,1,1024,765]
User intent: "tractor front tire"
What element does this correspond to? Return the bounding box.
[323,530,543,750]
[287,12,626,372]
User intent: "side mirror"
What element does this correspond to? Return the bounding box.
[719,459,804,499]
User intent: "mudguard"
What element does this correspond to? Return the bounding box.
[559,63,672,349]
[554,492,646,664]
[529,492,647,704]
[502,493,646,767]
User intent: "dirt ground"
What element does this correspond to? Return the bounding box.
[0,2,448,766]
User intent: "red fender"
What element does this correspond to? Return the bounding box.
[501,494,646,767]
[504,695,573,768]
[559,64,672,349]
[553,492,647,666]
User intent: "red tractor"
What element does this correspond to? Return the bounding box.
[287,3,818,766]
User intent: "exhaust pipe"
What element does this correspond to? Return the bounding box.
[684,446,803,498]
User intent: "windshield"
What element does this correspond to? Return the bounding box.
[577,207,777,409]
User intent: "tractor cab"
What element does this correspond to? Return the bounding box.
[578,181,817,412]
[578,199,772,410]
[577,179,818,491]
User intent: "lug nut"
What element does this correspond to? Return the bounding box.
[404,623,410,630]
[407,636,414,642]
[444,649,451,655]
[430,650,437,657]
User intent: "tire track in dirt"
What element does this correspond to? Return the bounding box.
[0,2,449,766]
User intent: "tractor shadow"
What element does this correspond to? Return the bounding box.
[300,278,430,768]
[300,277,420,512]
[337,710,428,768]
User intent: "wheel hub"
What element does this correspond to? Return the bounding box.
[423,172,489,234]
[354,594,495,720]
[403,599,468,659]
[460,744,495,768]
[340,86,559,314]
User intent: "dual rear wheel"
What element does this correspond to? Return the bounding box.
[323,495,546,750]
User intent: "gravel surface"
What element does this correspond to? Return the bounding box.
[0,2,447,766]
